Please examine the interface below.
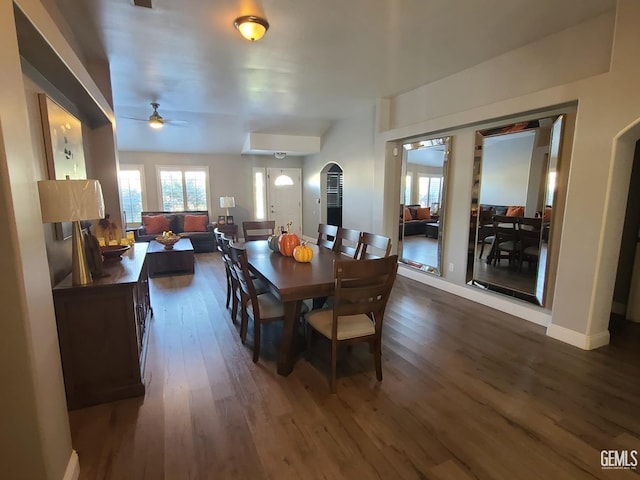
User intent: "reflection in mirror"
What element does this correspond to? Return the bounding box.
[398,136,450,275]
[468,116,564,305]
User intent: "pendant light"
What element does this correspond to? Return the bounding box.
[234,15,269,42]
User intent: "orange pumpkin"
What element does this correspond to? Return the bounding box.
[293,242,313,263]
[278,232,300,256]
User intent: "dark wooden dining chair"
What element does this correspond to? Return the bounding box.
[229,244,307,362]
[517,217,542,272]
[317,223,339,250]
[491,215,519,267]
[333,227,362,258]
[229,244,283,361]
[214,228,233,310]
[242,220,276,241]
[304,255,398,393]
[358,232,391,259]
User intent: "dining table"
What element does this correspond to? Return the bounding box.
[243,240,344,376]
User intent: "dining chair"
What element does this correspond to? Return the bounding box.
[358,232,391,259]
[517,217,542,272]
[214,228,233,310]
[317,223,339,250]
[219,233,241,322]
[304,254,399,393]
[333,227,362,258]
[242,220,276,241]
[229,244,307,362]
[491,215,519,267]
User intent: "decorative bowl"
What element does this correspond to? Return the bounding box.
[155,235,181,249]
[100,244,130,261]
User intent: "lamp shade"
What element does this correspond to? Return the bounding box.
[219,196,236,209]
[38,179,105,223]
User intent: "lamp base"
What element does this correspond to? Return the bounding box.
[71,220,92,285]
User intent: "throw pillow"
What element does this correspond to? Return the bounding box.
[415,207,431,220]
[184,214,208,232]
[404,207,413,220]
[142,215,170,234]
[506,206,524,217]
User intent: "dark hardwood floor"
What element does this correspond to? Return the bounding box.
[69,253,640,479]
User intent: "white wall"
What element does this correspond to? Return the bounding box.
[378,4,640,350]
[480,132,534,207]
[302,106,376,238]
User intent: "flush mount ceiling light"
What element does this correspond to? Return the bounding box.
[148,102,163,129]
[274,152,286,159]
[234,15,269,41]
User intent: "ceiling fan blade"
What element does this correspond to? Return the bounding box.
[120,116,147,122]
[134,0,152,8]
[165,119,188,125]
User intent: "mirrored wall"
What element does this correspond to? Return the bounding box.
[467,116,564,305]
[398,136,451,275]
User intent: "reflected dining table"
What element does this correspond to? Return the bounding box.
[244,240,344,376]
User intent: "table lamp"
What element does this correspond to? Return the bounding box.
[38,179,105,286]
[220,196,235,216]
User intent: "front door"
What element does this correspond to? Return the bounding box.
[267,168,302,237]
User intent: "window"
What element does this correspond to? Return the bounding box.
[405,173,412,205]
[253,168,266,220]
[418,175,443,209]
[118,165,145,226]
[157,166,209,212]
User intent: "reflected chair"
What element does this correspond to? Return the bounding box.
[333,227,362,258]
[517,217,542,272]
[242,220,276,241]
[358,232,392,259]
[317,223,339,250]
[491,215,519,267]
[304,255,399,393]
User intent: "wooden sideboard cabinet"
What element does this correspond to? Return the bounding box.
[52,242,152,410]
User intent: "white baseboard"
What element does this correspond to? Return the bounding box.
[63,450,79,480]
[398,264,551,327]
[546,323,610,350]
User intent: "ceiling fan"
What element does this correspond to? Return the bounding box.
[122,102,188,129]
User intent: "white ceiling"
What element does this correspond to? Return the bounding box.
[46,0,615,155]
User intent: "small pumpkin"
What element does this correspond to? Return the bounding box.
[267,234,280,252]
[293,242,313,263]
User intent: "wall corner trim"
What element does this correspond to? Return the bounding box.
[63,450,79,480]
[546,323,610,350]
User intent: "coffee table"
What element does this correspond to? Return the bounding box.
[146,238,195,277]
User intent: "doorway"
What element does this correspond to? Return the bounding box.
[321,163,343,227]
[610,139,640,341]
[267,168,302,236]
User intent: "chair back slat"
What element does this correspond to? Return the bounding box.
[242,220,276,241]
[358,232,392,259]
[229,244,257,300]
[333,255,398,330]
[317,223,339,249]
[333,227,362,258]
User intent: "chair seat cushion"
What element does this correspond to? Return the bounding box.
[498,240,517,251]
[247,292,284,319]
[305,308,375,340]
[247,293,309,319]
